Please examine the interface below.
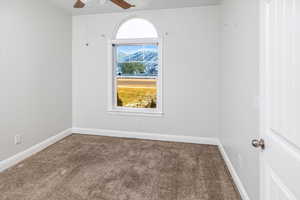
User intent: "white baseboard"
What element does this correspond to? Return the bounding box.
[73,128,249,199]
[0,127,249,200]
[0,128,72,172]
[74,128,249,199]
[72,127,219,145]
[218,142,251,200]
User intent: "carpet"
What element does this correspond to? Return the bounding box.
[0,134,241,200]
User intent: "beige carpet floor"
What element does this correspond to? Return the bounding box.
[0,134,241,200]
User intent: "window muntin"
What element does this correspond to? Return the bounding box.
[113,43,159,109]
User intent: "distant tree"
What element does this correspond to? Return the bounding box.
[145,97,156,108]
[117,94,123,106]
[149,98,157,108]
[121,62,145,75]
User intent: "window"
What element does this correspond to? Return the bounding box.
[116,18,158,39]
[109,18,162,115]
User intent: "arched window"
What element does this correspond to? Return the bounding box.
[109,18,162,115]
[115,18,158,39]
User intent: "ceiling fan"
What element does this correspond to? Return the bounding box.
[73,0,135,9]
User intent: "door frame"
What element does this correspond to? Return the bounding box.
[259,0,269,199]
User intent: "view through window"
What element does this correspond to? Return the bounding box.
[114,44,159,109]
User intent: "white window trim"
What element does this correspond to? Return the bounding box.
[107,37,164,117]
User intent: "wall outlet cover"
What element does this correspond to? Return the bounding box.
[15,134,22,145]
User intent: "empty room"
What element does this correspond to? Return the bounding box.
[1,0,299,199]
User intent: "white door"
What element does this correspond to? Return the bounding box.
[260,0,300,199]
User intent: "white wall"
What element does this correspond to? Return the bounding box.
[220,0,260,199]
[0,1,261,197]
[0,0,72,161]
[72,6,220,138]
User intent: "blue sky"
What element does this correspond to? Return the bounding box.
[117,45,157,54]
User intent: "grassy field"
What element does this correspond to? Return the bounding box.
[117,78,157,108]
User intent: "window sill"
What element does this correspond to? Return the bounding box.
[107,109,164,117]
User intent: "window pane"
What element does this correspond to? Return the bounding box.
[116,18,158,39]
[116,45,158,76]
[117,45,144,62]
[117,78,157,108]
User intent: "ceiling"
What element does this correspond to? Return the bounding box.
[50,0,220,15]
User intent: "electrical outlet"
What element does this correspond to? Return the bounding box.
[15,134,22,145]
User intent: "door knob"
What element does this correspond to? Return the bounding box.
[252,139,265,150]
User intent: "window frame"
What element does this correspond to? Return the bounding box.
[107,37,163,116]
